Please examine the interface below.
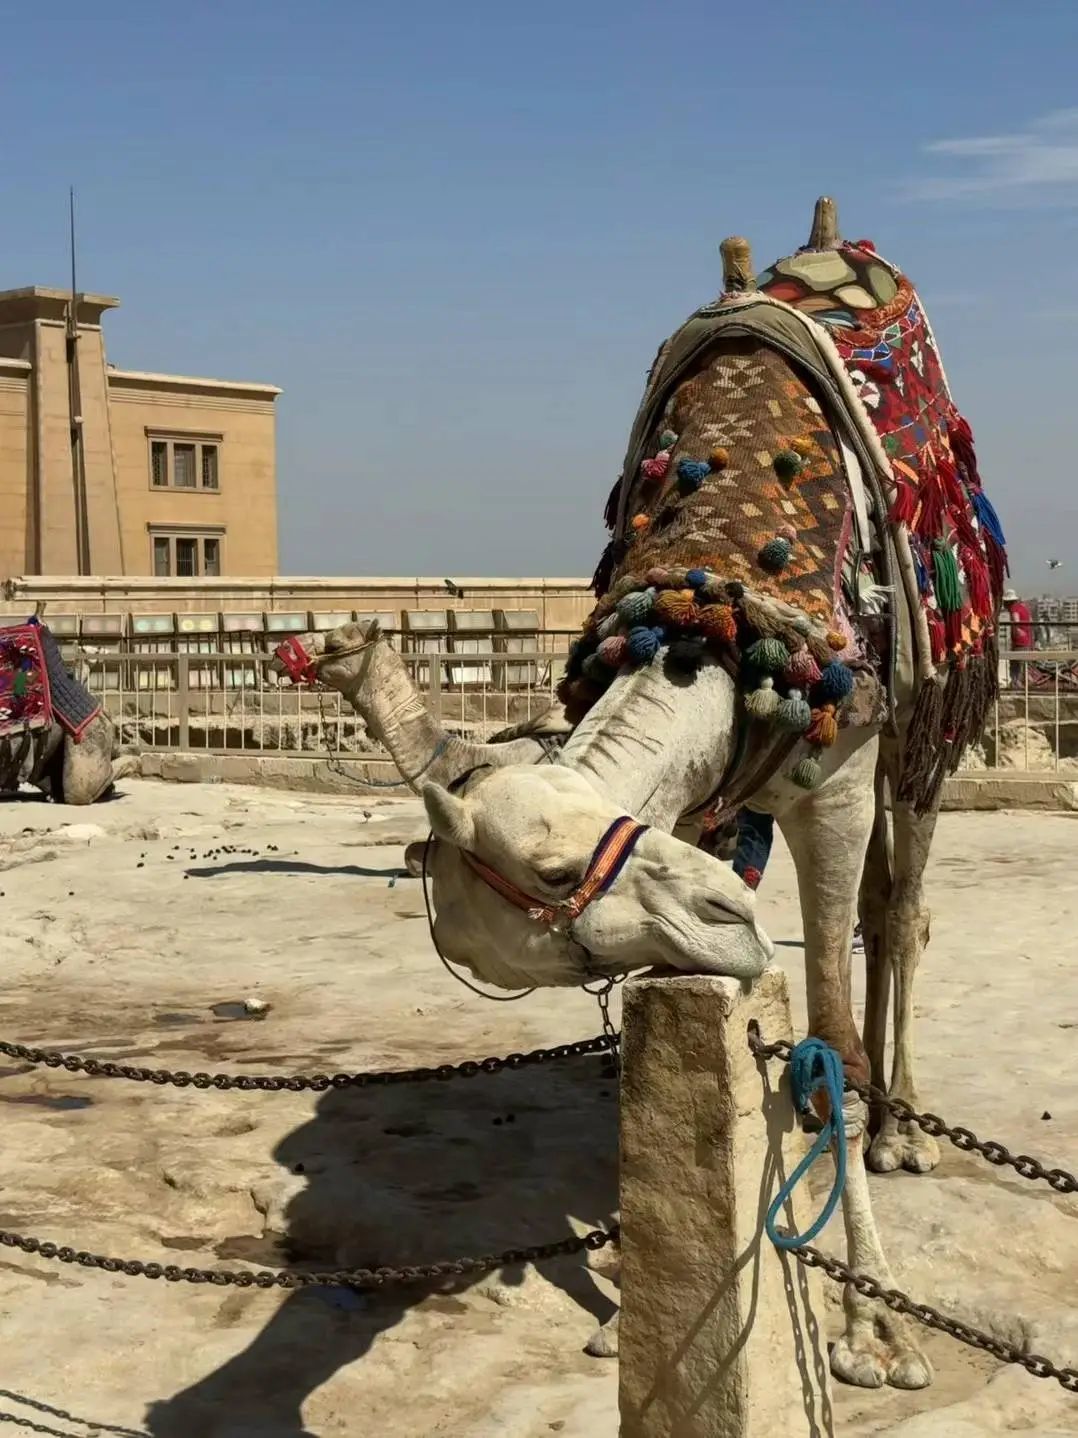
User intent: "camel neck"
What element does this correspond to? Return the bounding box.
[336,644,543,790]
[559,659,737,828]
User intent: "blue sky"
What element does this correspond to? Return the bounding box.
[4,1,1077,589]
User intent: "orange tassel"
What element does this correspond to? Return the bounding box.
[807,703,838,747]
[697,603,737,643]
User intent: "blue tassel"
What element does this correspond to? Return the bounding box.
[814,661,855,703]
[972,491,1007,549]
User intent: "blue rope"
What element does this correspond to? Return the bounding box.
[765,1037,848,1251]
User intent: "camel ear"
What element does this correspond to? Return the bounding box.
[325,621,363,652]
[422,783,475,850]
[403,841,426,877]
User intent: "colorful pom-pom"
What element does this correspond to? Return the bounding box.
[814,660,855,703]
[697,603,737,644]
[659,429,678,449]
[596,612,621,640]
[758,537,792,574]
[611,574,641,600]
[726,581,745,600]
[807,703,839,747]
[745,677,779,719]
[676,458,710,494]
[826,630,847,651]
[631,513,651,533]
[789,436,814,458]
[777,689,812,733]
[778,523,798,542]
[773,449,804,484]
[626,626,662,664]
[746,636,789,673]
[641,454,670,482]
[742,866,763,891]
[653,588,698,628]
[791,755,822,790]
[597,635,628,669]
[665,566,690,588]
[668,635,706,671]
[783,650,821,687]
[617,588,654,626]
[791,615,812,636]
[708,447,730,471]
[685,568,710,589]
[645,566,670,587]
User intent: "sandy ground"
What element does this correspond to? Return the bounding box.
[0,779,1074,1437]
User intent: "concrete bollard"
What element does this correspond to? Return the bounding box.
[618,967,834,1438]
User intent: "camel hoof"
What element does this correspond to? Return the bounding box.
[867,1126,940,1175]
[584,1314,619,1358]
[830,1332,932,1390]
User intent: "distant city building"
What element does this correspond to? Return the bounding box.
[0,287,280,579]
[1034,595,1078,623]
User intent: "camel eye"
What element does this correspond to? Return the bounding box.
[538,865,580,889]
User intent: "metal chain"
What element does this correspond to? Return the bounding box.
[0,1033,618,1094]
[785,1236,1078,1394]
[0,1220,618,1293]
[749,1032,1078,1196]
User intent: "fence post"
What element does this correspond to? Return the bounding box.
[618,967,833,1438]
[176,655,190,751]
[428,651,443,726]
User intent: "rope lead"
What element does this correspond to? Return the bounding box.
[765,1036,848,1251]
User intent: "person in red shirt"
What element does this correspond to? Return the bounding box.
[1002,587,1033,687]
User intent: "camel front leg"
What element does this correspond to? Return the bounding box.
[779,744,931,1389]
[867,780,941,1175]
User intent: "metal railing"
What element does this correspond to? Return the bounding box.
[961,646,1078,775]
[85,645,571,759]
[81,637,1078,776]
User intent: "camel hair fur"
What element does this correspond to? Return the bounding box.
[419,201,1002,1390]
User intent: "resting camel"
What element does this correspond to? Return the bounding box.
[418,201,1006,1387]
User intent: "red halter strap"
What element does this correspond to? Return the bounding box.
[462,815,648,928]
[274,636,318,686]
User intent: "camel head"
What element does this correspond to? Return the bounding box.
[419,765,773,989]
[267,620,379,692]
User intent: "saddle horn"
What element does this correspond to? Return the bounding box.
[808,195,841,250]
[720,236,756,295]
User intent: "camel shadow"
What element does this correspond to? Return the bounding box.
[143,1052,619,1436]
[186,860,410,880]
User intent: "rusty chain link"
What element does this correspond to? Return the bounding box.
[0,1220,618,1293]
[784,1236,1078,1394]
[0,1033,618,1094]
[749,1032,1078,1196]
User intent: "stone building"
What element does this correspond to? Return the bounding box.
[0,287,280,579]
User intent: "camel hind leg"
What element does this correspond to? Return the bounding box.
[866,740,941,1175]
[860,750,893,1094]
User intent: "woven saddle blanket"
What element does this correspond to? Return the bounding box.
[0,623,101,743]
[757,241,1007,664]
[565,238,1007,809]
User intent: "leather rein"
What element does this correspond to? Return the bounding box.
[461,814,648,934]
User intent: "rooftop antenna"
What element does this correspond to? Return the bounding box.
[66,184,90,574]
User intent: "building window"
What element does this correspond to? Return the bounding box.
[149,532,225,577]
[148,434,222,490]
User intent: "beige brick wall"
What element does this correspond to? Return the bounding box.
[107,377,278,576]
[0,364,29,576]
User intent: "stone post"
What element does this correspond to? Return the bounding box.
[618,967,834,1438]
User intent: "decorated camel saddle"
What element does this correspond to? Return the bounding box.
[560,198,1006,815]
[0,621,101,743]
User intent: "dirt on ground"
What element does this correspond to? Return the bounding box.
[0,780,1074,1437]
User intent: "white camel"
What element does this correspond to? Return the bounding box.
[419,203,1005,1388]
